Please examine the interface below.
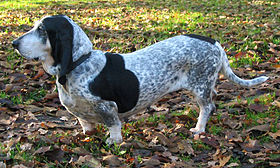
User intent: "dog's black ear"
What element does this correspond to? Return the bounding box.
[42,15,73,85]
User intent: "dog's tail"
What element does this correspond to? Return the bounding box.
[215,42,268,87]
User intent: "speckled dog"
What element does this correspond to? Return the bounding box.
[13,15,268,144]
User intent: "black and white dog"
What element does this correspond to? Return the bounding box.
[13,15,268,144]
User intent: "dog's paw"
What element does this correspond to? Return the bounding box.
[106,137,123,145]
[190,128,204,135]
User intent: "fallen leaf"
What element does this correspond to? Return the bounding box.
[142,158,161,166]
[44,92,58,100]
[33,146,51,155]
[133,149,152,157]
[269,130,280,139]
[154,132,172,146]
[152,155,171,163]
[213,155,231,168]
[10,73,27,83]
[269,162,280,167]
[38,128,48,135]
[241,139,261,152]
[20,143,33,151]
[227,162,239,167]
[44,148,65,162]
[273,64,280,69]
[272,100,280,108]
[245,124,270,133]
[32,68,45,80]
[76,155,102,168]
[177,140,194,155]
[225,119,242,129]
[225,131,243,142]
[103,155,121,167]
[200,135,219,148]
[263,142,278,151]
[249,104,269,112]
[11,164,28,168]
[72,147,91,156]
[5,84,13,92]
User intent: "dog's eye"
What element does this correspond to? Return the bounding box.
[37,26,43,32]
[37,25,45,34]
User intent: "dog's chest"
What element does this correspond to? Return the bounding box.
[57,85,102,123]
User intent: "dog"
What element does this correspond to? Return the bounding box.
[12,15,268,144]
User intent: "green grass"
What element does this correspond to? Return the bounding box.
[25,88,47,102]
[209,125,223,135]
[191,139,211,151]
[0,91,23,104]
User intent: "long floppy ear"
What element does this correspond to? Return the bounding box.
[42,15,73,85]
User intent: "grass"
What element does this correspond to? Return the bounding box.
[209,125,223,135]
[0,91,23,104]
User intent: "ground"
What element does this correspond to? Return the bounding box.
[0,0,279,167]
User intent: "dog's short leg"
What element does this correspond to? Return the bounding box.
[95,101,123,145]
[190,89,216,134]
[77,118,95,135]
[106,123,122,145]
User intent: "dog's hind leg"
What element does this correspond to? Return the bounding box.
[190,87,216,134]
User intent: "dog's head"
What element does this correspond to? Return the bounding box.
[13,15,92,85]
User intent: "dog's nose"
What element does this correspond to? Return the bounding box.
[12,40,19,49]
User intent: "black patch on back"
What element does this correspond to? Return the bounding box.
[184,34,216,45]
[89,53,140,113]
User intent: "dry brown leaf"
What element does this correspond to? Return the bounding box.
[32,68,45,80]
[154,132,172,146]
[225,131,243,142]
[245,124,270,133]
[227,162,239,167]
[76,155,102,168]
[269,162,280,167]
[200,134,219,148]
[5,84,13,92]
[241,139,261,152]
[72,147,91,156]
[273,64,280,69]
[20,143,33,152]
[33,146,51,155]
[224,118,241,129]
[103,155,121,167]
[272,100,280,108]
[12,164,28,168]
[249,104,269,112]
[269,130,280,139]
[0,107,8,112]
[44,92,58,100]
[38,128,48,135]
[177,140,194,155]
[142,158,161,166]
[213,155,231,168]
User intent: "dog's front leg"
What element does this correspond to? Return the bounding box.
[95,101,122,145]
[77,118,96,135]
